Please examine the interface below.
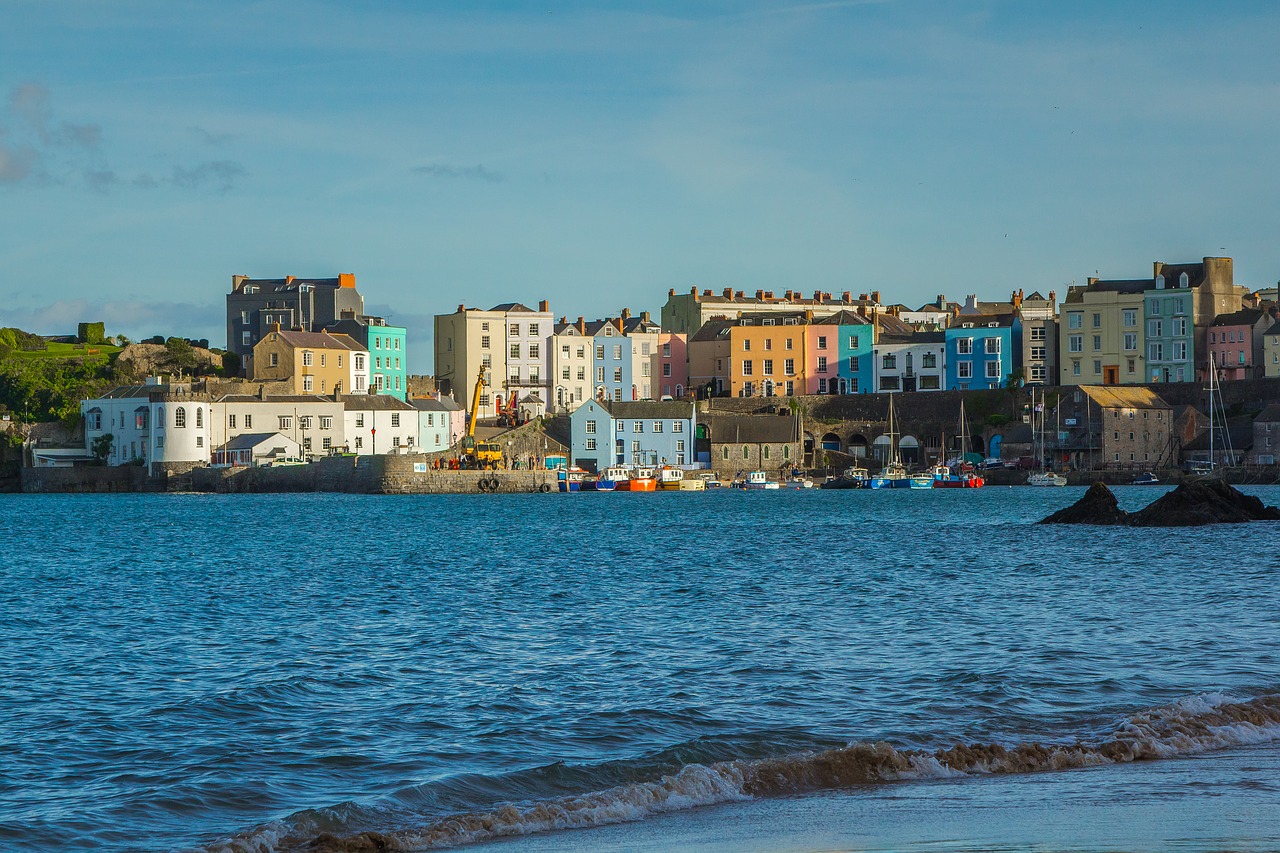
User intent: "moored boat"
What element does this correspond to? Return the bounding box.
[739,470,780,490]
[657,466,685,490]
[1131,471,1160,486]
[869,461,911,489]
[621,466,657,492]
[821,464,868,489]
[595,465,630,491]
[1028,471,1068,487]
[556,466,589,492]
[678,477,706,491]
[909,472,934,489]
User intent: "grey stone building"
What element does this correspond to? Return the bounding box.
[225,273,365,367]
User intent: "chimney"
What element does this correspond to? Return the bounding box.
[1011,290,1023,309]
[1087,277,1099,286]
[285,275,295,285]
[338,273,356,289]
[577,317,586,334]
[842,291,851,303]
[641,311,651,323]
[823,292,832,301]
[723,287,734,298]
[859,293,869,302]
[813,289,822,301]
[755,289,765,300]
[457,303,465,312]
[765,290,774,300]
[1049,290,1056,304]
[871,290,881,304]
[703,289,712,297]
[621,308,631,321]
[272,322,281,333]
[673,288,680,296]
[258,384,267,400]
[735,290,744,298]
[232,274,248,290]
[539,299,549,312]
[804,309,813,321]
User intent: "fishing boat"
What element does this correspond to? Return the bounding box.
[620,466,658,492]
[678,476,706,491]
[932,401,986,488]
[909,472,934,489]
[595,465,630,491]
[783,476,814,489]
[657,466,685,490]
[1131,471,1160,485]
[1027,387,1067,487]
[820,464,869,489]
[555,466,589,492]
[739,470,780,490]
[869,394,911,489]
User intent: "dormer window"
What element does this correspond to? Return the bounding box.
[1155,275,1165,290]
[1179,272,1190,288]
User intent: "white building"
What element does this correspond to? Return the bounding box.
[434,300,553,420]
[210,393,347,458]
[413,398,456,452]
[550,318,594,412]
[81,379,213,472]
[343,395,420,455]
[873,331,947,393]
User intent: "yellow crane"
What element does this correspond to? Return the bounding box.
[462,366,504,468]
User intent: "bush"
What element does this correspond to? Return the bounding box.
[77,322,106,345]
[163,337,198,372]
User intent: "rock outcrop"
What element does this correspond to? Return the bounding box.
[1041,479,1280,527]
[1040,481,1128,525]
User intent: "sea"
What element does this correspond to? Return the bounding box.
[2,487,1279,853]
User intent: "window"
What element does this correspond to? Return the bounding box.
[1173,342,1187,360]
[1123,309,1137,327]
[596,367,605,382]
[1149,343,1164,361]
[270,352,279,367]
[653,421,664,433]
[596,345,605,360]
[957,338,973,355]
[641,342,651,356]
[676,440,685,459]
[1068,313,1082,329]
[394,339,400,350]
[743,445,750,460]
[509,324,520,336]
[742,360,753,376]
[1172,318,1187,337]
[880,376,900,391]
[616,421,625,433]
[1030,326,1046,341]
[818,336,828,350]
[633,421,643,433]
[1030,346,1046,361]
[562,366,571,380]
[356,414,365,428]
[338,355,343,368]
[613,367,622,382]
[916,376,935,390]
[1030,365,1045,382]
[586,438,597,450]
[175,407,186,428]
[1092,313,1101,328]
[392,436,400,448]
[355,436,363,449]
[743,339,751,352]
[1127,358,1136,374]
[1149,319,1162,337]
[279,416,292,430]
[482,335,491,348]
[663,363,671,377]
[323,438,332,450]
[1068,335,1083,353]
[613,345,622,360]
[817,356,828,373]
[784,359,794,375]
[850,356,861,371]
[673,421,683,433]
[1093,360,1102,375]
[244,414,252,429]
[303,375,314,392]
[585,419,596,434]
[764,338,773,351]
[302,350,313,366]
[763,359,774,375]
[529,344,540,359]
[299,416,313,430]
[228,414,236,429]
[763,445,771,460]
[957,361,973,379]
[577,367,585,381]
[986,361,1000,379]
[391,413,401,428]
[641,363,651,377]
[985,338,1000,354]
[631,440,640,454]
[355,354,364,370]
[242,331,251,347]
[785,338,793,351]
[196,436,203,448]
[1093,335,1101,352]
[510,344,520,359]
[1073,361,1081,376]
[529,323,540,336]
[1123,333,1137,351]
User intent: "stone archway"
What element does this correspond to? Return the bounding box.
[821,432,841,451]
[899,435,920,464]
[873,433,893,462]
[847,434,869,458]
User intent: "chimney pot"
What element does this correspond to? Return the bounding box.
[622,308,631,320]
[641,311,650,322]
[457,303,465,312]
[538,299,549,312]
[871,290,881,304]
[755,289,765,300]
[842,291,851,302]
[723,287,734,298]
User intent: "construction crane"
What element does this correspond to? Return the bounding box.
[462,366,504,468]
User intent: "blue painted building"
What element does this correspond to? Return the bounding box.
[944,314,1021,391]
[327,316,408,400]
[569,399,697,472]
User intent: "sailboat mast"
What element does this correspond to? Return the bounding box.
[1208,352,1216,470]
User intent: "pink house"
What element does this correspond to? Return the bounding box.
[1208,308,1273,380]
[653,333,688,398]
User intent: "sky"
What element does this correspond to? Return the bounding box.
[3,0,1280,373]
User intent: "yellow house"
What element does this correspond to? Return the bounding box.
[726,313,812,397]
[252,327,369,395]
[1059,279,1146,385]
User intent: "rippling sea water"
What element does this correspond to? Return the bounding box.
[2,487,1279,852]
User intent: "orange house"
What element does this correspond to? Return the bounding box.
[727,313,812,397]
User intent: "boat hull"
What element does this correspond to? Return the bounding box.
[868,477,911,489]
[678,479,706,491]
[620,478,657,492]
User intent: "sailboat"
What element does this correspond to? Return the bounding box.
[933,399,985,488]
[870,394,912,489]
[1027,386,1067,487]
[1190,352,1232,478]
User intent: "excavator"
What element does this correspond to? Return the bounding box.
[462,366,505,468]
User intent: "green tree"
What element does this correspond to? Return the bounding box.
[163,337,198,373]
[91,432,114,463]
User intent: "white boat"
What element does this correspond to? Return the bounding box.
[869,395,911,489]
[1027,387,1067,487]
[741,470,780,490]
[678,477,706,491]
[595,465,631,491]
[657,466,685,490]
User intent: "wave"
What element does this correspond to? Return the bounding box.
[208,693,1280,853]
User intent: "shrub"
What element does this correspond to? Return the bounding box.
[77,322,107,345]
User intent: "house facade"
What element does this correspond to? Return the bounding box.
[1018,290,1058,385]
[210,394,347,459]
[874,331,945,392]
[326,316,408,400]
[1060,279,1146,385]
[225,273,364,369]
[342,395,420,455]
[1050,385,1174,470]
[661,286,879,336]
[81,379,213,473]
[809,311,873,394]
[703,413,803,473]
[433,300,552,420]
[725,312,811,397]
[945,314,1019,391]
[1246,403,1280,465]
[550,318,593,412]
[653,333,689,399]
[568,399,697,471]
[1208,308,1271,380]
[251,328,370,396]
[687,320,733,397]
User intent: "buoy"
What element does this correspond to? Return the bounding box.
[477,478,489,492]
[540,483,550,493]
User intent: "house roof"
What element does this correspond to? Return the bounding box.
[1078,385,1171,410]
[1256,403,1280,423]
[689,319,735,343]
[263,330,366,352]
[489,302,538,313]
[812,310,872,327]
[879,330,945,345]
[703,413,800,444]
[1264,321,1280,337]
[1182,416,1254,451]
[1211,308,1267,327]
[1154,262,1206,290]
[949,313,1017,329]
[235,277,346,293]
[1067,279,1150,299]
[219,432,297,451]
[340,394,417,411]
[600,400,694,420]
[215,394,338,404]
[875,314,916,337]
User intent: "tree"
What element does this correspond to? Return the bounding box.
[163,337,198,373]
[77,322,106,345]
[91,433,114,463]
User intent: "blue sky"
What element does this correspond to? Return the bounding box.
[3,0,1279,372]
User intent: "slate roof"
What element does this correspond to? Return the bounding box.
[215,394,337,404]
[1256,403,1280,423]
[341,395,417,411]
[879,330,945,345]
[266,330,365,352]
[1182,416,1254,451]
[1066,279,1150,299]
[702,413,800,444]
[1155,262,1206,289]
[600,400,695,420]
[1264,321,1280,337]
[236,277,344,292]
[490,302,537,313]
[812,310,872,326]
[949,312,1018,329]
[1210,308,1266,327]
[220,432,296,451]
[689,319,735,343]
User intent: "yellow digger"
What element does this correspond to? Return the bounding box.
[462,366,504,468]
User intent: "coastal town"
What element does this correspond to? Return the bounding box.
[6,254,1280,492]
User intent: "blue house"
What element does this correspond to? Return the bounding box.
[945,314,1021,390]
[569,399,697,472]
[587,319,633,403]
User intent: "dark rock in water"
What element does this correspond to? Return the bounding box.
[306,832,398,852]
[1041,478,1280,526]
[1128,478,1280,527]
[1039,481,1129,525]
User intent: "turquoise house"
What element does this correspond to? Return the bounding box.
[328,316,408,400]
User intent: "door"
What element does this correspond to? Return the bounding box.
[1103,365,1119,385]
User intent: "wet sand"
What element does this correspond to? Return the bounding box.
[465,742,1280,853]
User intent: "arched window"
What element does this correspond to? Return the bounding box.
[784,445,791,460]
[722,446,729,460]
[1179,272,1189,288]
[195,407,203,428]
[175,407,186,428]
[742,445,750,459]
[763,445,771,460]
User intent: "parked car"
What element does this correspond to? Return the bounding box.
[981,458,1005,469]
